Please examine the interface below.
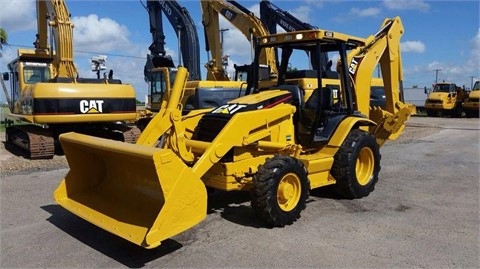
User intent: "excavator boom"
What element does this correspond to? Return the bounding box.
[201,0,277,80]
[144,0,201,81]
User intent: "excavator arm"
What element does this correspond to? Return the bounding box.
[36,0,78,79]
[259,0,328,71]
[201,0,277,80]
[144,0,201,81]
[345,17,413,145]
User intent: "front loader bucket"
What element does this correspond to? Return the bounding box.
[53,132,207,249]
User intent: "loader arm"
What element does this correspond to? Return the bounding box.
[201,0,277,80]
[345,17,414,145]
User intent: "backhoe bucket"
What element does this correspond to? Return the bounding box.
[53,132,207,249]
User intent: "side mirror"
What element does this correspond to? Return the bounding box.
[424,86,428,94]
[2,72,8,81]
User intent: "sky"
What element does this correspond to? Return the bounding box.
[0,0,479,102]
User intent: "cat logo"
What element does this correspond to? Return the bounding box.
[80,100,104,113]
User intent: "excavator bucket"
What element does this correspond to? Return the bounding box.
[53,132,208,249]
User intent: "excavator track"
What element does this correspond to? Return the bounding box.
[6,125,55,159]
[5,124,141,159]
[109,124,142,144]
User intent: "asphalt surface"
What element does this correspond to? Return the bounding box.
[1,117,479,268]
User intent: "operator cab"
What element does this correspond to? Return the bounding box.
[145,67,177,111]
[249,30,365,147]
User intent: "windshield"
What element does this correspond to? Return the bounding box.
[149,69,177,103]
[472,81,479,91]
[371,86,385,98]
[433,84,451,93]
[23,63,51,84]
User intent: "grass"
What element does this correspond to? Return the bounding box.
[0,105,15,132]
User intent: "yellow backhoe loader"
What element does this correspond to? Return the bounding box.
[2,0,139,159]
[54,16,413,249]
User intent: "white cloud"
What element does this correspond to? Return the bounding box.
[303,0,325,8]
[383,0,430,12]
[470,28,480,63]
[0,0,36,32]
[349,7,382,18]
[401,41,426,53]
[404,29,480,87]
[289,6,313,24]
[72,15,131,53]
[335,7,381,22]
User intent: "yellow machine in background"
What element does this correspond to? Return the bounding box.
[3,0,139,158]
[201,0,278,81]
[463,80,479,117]
[424,82,467,117]
[54,17,413,249]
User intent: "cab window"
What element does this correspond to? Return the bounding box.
[24,66,51,84]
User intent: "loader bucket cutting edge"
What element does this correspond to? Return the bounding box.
[53,132,208,248]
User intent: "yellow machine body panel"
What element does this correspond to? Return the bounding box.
[11,81,137,124]
[463,80,480,117]
[463,90,480,110]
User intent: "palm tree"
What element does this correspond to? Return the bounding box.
[0,27,7,56]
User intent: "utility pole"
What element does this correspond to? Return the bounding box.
[433,69,441,85]
[219,28,229,77]
[219,28,229,58]
[470,76,475,90]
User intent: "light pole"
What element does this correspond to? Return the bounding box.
[219,28,229,77]
[433,69,441,85]
[219,28,229,58]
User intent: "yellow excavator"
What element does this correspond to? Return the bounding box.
[201,0,277,81]
[54,16,413,249]
[2,0,139,158]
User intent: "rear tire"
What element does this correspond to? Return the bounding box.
[426,109,436,117]
[251,155,310,227]
[331,129,381,199]
[465,109,479,118]
[449,103,463,118]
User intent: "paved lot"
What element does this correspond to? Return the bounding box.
[1,117,479,268]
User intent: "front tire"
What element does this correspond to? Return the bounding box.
[251,155,310,227]
[332,129,381,199]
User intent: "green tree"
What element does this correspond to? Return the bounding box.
[0,27,7,54]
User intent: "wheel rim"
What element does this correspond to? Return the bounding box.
[355,147,374,186]
[277,173,301,212]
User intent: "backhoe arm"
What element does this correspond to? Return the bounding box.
[346,16,414,146]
